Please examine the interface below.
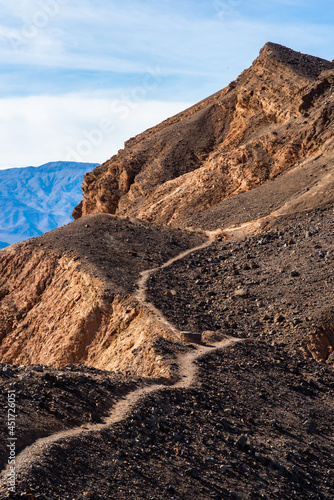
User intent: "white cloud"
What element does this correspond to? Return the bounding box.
[0,94,191,168]
[0,1,333,79]
[1,0,334,169]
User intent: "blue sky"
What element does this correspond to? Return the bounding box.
[0,0,334,168]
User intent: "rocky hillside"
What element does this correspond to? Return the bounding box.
[0,43,333,499]
[0,215,204,376]
[0,162,98,246]
[73,42,334,227]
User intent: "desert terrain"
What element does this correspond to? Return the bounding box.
[0,43,333,499]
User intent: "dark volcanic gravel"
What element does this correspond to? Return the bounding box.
[30,213,206,295]
[6,341,334,499]
[147,207,334,363]
[0,363,140,471]
[1,208,333,500]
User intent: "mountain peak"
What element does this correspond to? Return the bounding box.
[258,42,334,80]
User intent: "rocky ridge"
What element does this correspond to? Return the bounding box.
[0,43,333,499]
[73,42,334,227]
[0,215,204,376]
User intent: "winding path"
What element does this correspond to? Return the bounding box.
[135,229,222,335]
[0,228,240,494]
[2,175,321,491]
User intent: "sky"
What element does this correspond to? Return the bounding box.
[0,0,334,169]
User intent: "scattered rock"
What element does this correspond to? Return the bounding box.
[303,419,317,434]
[188,468,200,479]
[291,270,300,277]
[274,314,285,324]
[236,434,248,450]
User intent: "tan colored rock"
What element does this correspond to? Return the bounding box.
[0,215,204,376]
[307,309,334,365]
[73,42,334,227]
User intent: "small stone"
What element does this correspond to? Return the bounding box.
[234,288,248,298]
[32,365,44,372]
[242,463,251,474]
[257,454,270,466]
[173,432,181,442]
[292,465,304,476]
[181,331,202,343]
[188,468,200,479]
[303,419,317,434]
[274,314,285,324]
[291,270,300,277]
[2,367,13,377]
[270,460,285,475]
[271,419,281,430]
[236,434,247,450]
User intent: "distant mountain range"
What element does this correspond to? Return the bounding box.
[0,161,98,247]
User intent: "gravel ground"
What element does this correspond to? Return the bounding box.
[0,363,140,471]
[147,207,334,363]
[0,209,333,499]
[4,341,333,500]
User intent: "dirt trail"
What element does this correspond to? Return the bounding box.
[135,229,223,335]
[0,203,302,487]
[1,178,326,490]
[0,228,237,494]
[0,338,238,491]
[4,179,323,491]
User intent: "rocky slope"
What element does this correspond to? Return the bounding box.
[147,206,334,366]
[73,42,334,227]
[5,341,333,500]
[0,215,204,376]
[0,43,333,499]
[0,162,98,246]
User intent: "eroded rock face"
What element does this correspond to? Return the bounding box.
[0,215,204,376]
[2,43,334,375]
[73,42,334,226]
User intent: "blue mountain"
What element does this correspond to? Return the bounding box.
[0,161,98,247]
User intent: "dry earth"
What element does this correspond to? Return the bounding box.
[147,207,334,366]
[0,215,204,375]
[1,340,333,499]
[73,43,334,227]
[0,42,333,499]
